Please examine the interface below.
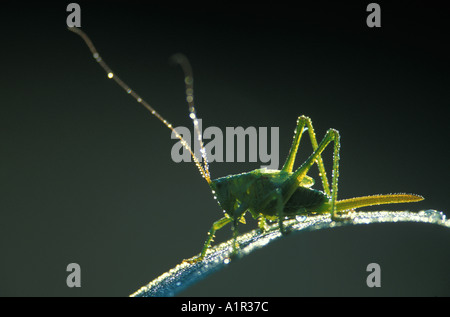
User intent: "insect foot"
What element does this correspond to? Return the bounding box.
[276,217,293,235]
[182,255,203,265]
[228,249,240,262]
[279,223,293,235]
[230,241,241,259]
[331,210,355,222]
[257,217,270,233]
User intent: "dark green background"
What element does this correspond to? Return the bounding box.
[1,1,449,296]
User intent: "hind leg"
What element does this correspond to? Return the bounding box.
[281,116,332,196]
[286,128,341,220]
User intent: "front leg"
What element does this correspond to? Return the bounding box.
[183,216,233,264]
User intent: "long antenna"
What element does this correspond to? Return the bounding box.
[170,53,210,181]
[68,27,211,184]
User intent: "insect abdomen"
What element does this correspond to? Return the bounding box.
[282,187,329,216]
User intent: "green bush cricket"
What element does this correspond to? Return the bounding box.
[69,27,424,264]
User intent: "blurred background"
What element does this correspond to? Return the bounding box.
[0,1,448,296]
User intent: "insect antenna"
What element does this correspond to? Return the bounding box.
[170,53,211,182]
[68,27,211,184]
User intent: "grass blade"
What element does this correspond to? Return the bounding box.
[130,209,448,297]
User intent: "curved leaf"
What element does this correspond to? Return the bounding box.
[130,210,448,297]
